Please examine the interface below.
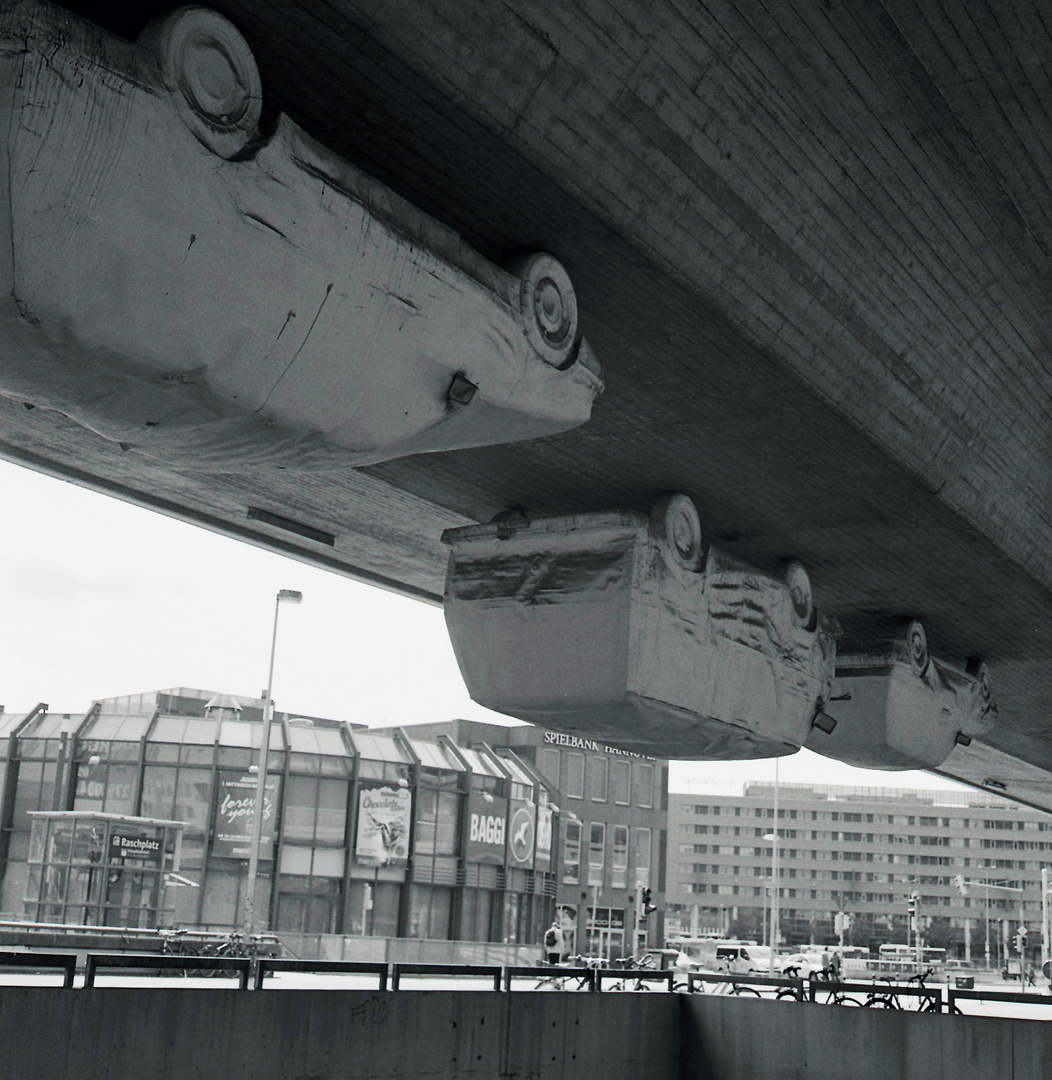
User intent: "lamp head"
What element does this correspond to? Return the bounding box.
[277,589,303,604]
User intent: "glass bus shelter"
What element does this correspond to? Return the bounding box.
[25,811,185,928]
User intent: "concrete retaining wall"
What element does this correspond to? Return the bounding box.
[0,988,679,1080]
[3,988,1051,1079]
[681,996,1051,1080]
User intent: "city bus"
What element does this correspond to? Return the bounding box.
[875,943,946,973]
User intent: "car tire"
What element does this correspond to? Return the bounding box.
[905,619,929,676]
[140,8,263,160]
[776,558,816,629]
[514,253,579,367]
[966,656,993,706]
[650,493,705,570]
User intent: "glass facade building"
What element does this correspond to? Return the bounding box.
[0,689,573,954]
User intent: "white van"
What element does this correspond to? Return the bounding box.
[715,944,775,974]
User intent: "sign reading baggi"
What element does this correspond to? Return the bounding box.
[506,798,536,869]
[213,771,281,859]
[466,791,508,864]
[109,832,162,865]
[355,784,411,867]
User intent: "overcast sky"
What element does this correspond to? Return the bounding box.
[1,457,967,796]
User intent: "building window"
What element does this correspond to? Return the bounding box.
[612,825,629,889]
[281,775,348,846]
[611,759,630,805]
[415,788,459,856]
[538,748,560,785]
[566,753,585,799]
[635,827,652,889]
[588,822,606,887]
[590,757,609,802]
[563,820,581,885]
[634,763,654,808]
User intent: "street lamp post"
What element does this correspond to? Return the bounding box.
[763,759,781,973]
[243,588,302,936]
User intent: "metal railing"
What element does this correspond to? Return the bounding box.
[84,952,252,989]
[2,948,1050,1016]
[255,959,389,991]
[391,962,503,990]
[0,950,77,987]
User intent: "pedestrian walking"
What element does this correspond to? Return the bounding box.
[543,920,564,965]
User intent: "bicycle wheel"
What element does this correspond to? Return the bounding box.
[733,985,761,997]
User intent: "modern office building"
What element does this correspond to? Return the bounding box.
[0,689,559,955]
[387,718,670,958]
[667,782,1052,964]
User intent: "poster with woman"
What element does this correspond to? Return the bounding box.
[355,784,412,866]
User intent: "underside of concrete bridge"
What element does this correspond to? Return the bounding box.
[3,1,1052,804]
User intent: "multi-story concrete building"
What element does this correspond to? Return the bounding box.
[668,782,1052,965]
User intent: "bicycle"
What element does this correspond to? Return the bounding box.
[907,967,942,1013]
[862,976,901,1008]
[811,967,862,1006]
[775,965,807,1002]
[605,953,657,992]
[533,956,593,991]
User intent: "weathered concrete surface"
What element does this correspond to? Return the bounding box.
[0,987,679,1079]
[2,986,1050,1079]
[680,995,1052,1080]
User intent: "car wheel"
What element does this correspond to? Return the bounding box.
[966,656,993,707]
[776,558,815,629]
[140,8,263,159]
[905,619,929,676]
[650,493,705,570]
[515,254,579,367]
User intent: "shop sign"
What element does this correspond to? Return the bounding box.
[507,798,536,868]
[213,771,281,859]
[543,730,656,760]
[109,832,162,865]
[355,784,411,867]
[466,792,508,864]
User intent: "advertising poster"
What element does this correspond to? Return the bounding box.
[465,791,508,864]
[355,784,412,867]
[506,798,536,869]
[212,771,281,859]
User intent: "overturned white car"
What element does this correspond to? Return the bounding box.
[0,4,602,471]
[442,494,837,759]
[805,620,996,770]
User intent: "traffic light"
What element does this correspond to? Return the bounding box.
[907,892,918,932]
[641,887,656,915]
[953,874,969,897]
[1015,926,1028,954]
